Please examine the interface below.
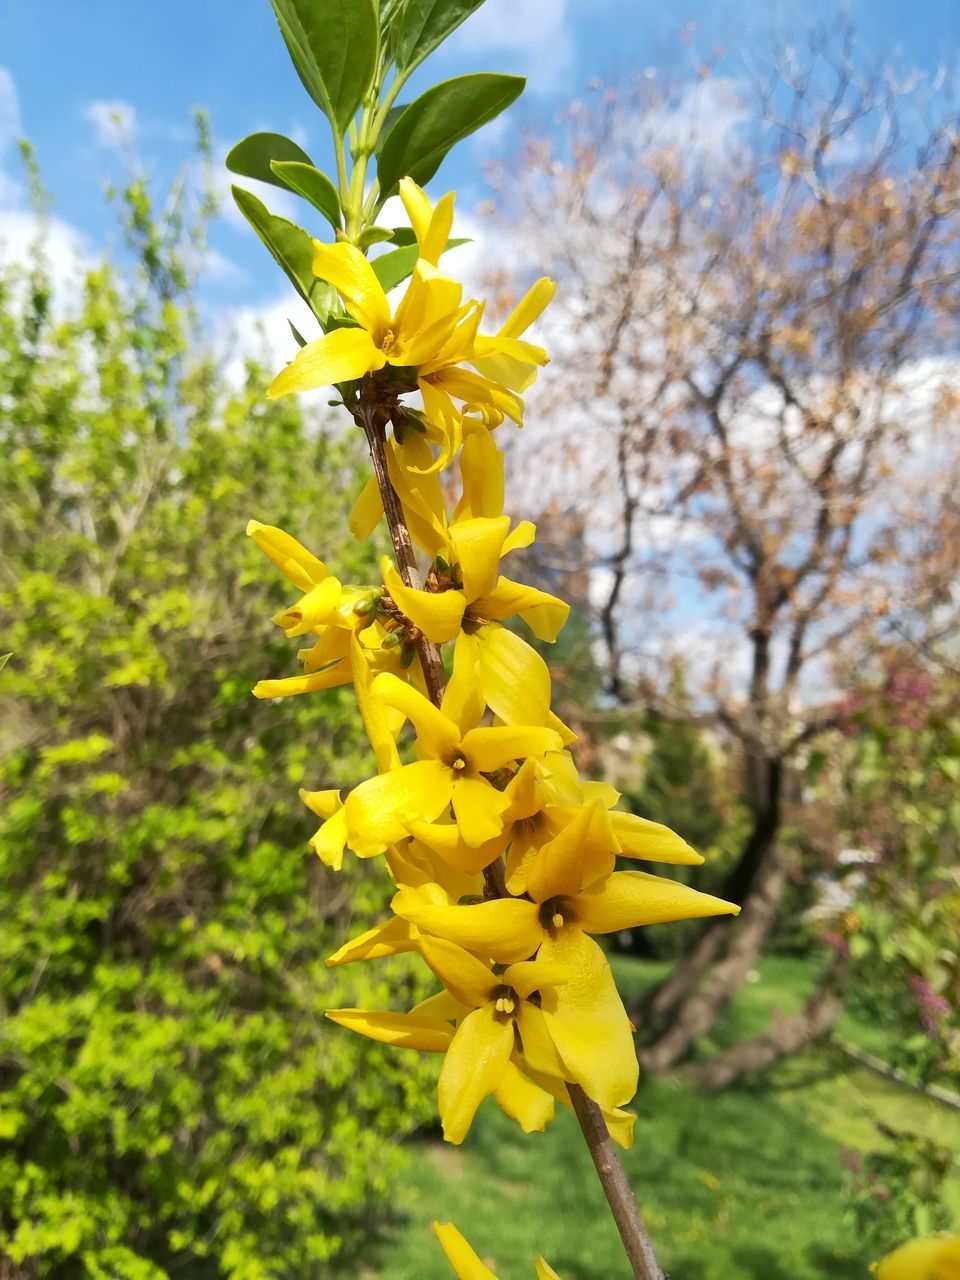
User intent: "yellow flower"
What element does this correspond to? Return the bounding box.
[394,801,737,966]
[265,179,553,462]
[421,274,556,436]
[248,520,412,699]
[334,935,569,1144]
[343,672,562,856]
[267,182,469,398]
[875,1234,960,1279]
[326,992,558,1141]
[357,432,569,726]
[394,809,739,1109]
[433,1222,563,1280]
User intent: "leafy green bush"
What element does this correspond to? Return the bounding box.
[0,148,434,1278]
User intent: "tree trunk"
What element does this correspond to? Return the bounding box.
[681,968,844,1091]
[631,753,783,1032]
[636,849,791,1073]
[720,756,782,905]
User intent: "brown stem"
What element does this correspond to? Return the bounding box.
[357,399,664,1279]
[568,1085,666,1280]
[355,403,446,703]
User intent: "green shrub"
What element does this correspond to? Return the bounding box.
[0,145,434,1278]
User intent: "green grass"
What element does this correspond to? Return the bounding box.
[367,953,960,1279]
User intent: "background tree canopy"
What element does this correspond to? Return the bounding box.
[0,145,435,1279]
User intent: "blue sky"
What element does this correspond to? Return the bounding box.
[0,0,957,317]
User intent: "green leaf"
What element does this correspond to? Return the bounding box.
[371,237,470,292]
[376,73,525,198]
[0,652,11,672]
[357,226,395,249]
[269,161,342,230]
[288,319,309,348]
[269,0,379,132]
[374,103,408,157]
[395,0,486,72]
[370,245,419,293]
[226,133,313,191]
[230,186,335,325]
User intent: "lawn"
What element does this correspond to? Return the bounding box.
[367,954,960,1279]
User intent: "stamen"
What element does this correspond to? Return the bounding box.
[490,984,518,1022]
[538,895,574,938]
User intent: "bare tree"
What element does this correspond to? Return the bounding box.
[489,25,960,1081]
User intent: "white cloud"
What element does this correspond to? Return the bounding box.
[0,71,90,299]
[0,209,89,292]
[84,99,137,153]
[447,0,574,94]
[214,292,319,391]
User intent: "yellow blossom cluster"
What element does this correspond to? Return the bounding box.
[249,179,739,1149]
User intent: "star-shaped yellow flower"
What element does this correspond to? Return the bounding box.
[248,520,412,699]
[343,672,562,856]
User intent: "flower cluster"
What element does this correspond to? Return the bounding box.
[250,180,738,1148]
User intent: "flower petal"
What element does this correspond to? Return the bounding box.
[610,812,704,866]
[392,888,543,964]
[349,636,402,772]
[440,632,486,737]
[298,787,341,821]
[325,915,420,967]
[451,775,512,846]
[344,759,453,857]
[399,178,455,267]
[501,519,536,555]
[246,520,327,592]
[453,429,505,522]
[419,936,498,1008]
[514,1004,567,1079]
[371,669,462,760]
[382,556,466,644]
[449,515,511,602]
[432,1223,498,1280]
[876,1235,960,1280]
[309,805,349,870]
[348,474,383,540]
[406,817,506,876]
[411,989,469,1020]
[476,626,553,727]
[252,667,349,698]
[272,576,344,637]
[574,870,739,934]
[539,930,639,1110]
[267,326,384,398]
[494,1061,555,1135]
[477,576,569,642]
[497,277,556,339]
[312,240,390,334]
[461,724,563,774]
[325,1008,452,1052]
[502,960,570,1000]
[438,1005,514,1144]
[526,802,616,903]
